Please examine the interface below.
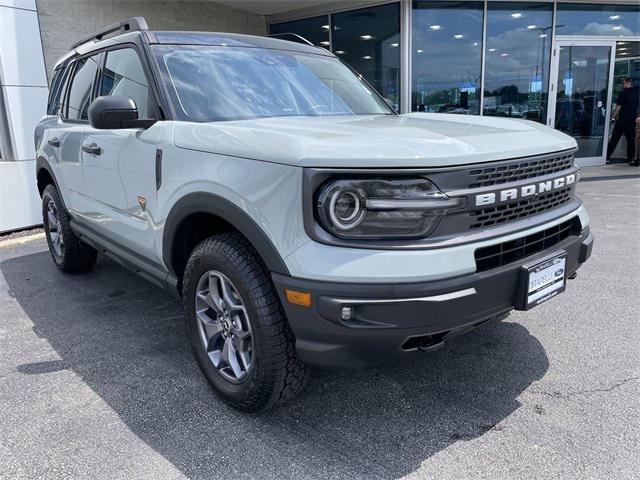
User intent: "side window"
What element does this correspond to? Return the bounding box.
[47,65,71,116]
[66,54,100,120]
[100,48,154,119]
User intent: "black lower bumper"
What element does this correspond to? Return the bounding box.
[273,230,593,368]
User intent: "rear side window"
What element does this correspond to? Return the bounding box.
[47,66,71,116]
[66,54,100,120]
[100,48,154,118]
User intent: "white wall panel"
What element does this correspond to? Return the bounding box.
[1,85,47,161]
[0,160,40,232]
[0,5,47,87]
[0,0,36,10]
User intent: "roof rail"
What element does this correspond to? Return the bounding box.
[268,33,315,47]
[70,16,149,50]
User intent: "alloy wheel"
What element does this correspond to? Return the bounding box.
[46,199,64,257]
[194,270,254,383]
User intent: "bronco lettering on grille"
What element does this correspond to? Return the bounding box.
[474,173,577,207]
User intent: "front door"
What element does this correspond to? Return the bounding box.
[548,40,616,167]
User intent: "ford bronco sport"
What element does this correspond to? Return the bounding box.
[35,18,593,412]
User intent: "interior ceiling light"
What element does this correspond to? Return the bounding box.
[389,42,399,47]
[429,25,441,30]
[489,48,496,52]
[335,50,345,54]
[454,34,464,39]
[619,52,628,55]
[416,49,424,53]
[511,13,523,19]
[612,26,622,31]
[362,55,372,59]
[527,25,537,30]
[360,34,373,40]
[539,34,547,38]
[501,53,509,56]
[320,41,330,46]
[473,42,479,46]
[322,25,330,30]
[609,15,621,20]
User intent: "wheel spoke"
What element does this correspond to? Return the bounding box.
[220,277,244,311]
[224,338,244,379]
[47,209,57,229]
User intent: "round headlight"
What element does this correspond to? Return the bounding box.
[328,189,365,230]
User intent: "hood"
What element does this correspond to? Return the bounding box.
[173,113,577,168]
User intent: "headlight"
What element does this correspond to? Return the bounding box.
[316,177,465,239]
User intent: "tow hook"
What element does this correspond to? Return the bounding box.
[568,272,578,280]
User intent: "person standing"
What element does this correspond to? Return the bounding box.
[607,77,640,166]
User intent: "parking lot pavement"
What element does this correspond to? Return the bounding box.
[0,175,638,480]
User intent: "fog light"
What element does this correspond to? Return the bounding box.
[340,306,353,321]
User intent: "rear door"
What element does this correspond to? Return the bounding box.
[80,45,163,261]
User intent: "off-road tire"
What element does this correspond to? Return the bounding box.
[183,232,309,412]
[42,184,97,273]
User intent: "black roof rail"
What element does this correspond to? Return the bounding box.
[70,16,149,49]
[268,33,315,47]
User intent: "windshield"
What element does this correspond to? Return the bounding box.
[152,45,394,122]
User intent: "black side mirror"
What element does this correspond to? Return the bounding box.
[88,96,155,129]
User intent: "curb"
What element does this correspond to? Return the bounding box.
[0,232,46,249]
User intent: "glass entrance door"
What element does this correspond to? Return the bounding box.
[548,40,615,166]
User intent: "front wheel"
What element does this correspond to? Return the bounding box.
[182,232,308,412]
[42,184,97,273]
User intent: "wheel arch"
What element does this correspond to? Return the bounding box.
[163,192,290,280]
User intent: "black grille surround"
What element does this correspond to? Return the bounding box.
[468,151,574,188]
[474,217,581,272]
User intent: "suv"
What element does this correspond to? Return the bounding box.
[35,18,593,412]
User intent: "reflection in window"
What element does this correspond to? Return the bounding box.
[269,16,330,49]
[101,48,152,118]
[483,2,553,123]
[67,55,100,120]
[412,1,483,114]
[332,3,401,110]
[556,4,640,37]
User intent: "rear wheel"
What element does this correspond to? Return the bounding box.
[183,232,308,412]
[42,184,97,273]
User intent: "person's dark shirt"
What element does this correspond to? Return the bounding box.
[616,86,639,124]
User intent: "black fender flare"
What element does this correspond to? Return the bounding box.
[162,192,290,277]
[36,156,67,210]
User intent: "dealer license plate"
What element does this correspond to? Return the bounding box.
[519,253,567,310]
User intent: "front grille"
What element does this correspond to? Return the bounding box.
[469,187,573,229]
[468,152,574,188]
[474,217,581,272]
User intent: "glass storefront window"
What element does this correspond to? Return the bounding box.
[483,2,553,122]
[332,3,401,110]
[412,1,484,114]
[269,15,330,49]
[556,4,640,37]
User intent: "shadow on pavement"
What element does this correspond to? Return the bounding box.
[2,250,549,479]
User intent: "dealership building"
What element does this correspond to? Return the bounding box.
[0,0,639,232]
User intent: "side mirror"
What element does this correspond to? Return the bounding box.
[88,96,155,129]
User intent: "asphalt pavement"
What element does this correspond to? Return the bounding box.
[0,172,638,479]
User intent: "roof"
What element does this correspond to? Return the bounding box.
[53,17,331,69]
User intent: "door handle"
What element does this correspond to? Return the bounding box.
[82,143,102,155]
[48,137,60,147]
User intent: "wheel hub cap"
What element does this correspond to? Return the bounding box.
[194,270,253,383]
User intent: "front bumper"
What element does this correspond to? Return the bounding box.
[273,229,593,368]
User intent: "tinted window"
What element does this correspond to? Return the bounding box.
[412,1,484,114]
[270,16,330,49]
[47,68,64,115]
[100,48,153,118]
[153,45,392,122]
[67,54,100,120]
[556,3,640,37]
[483,2,553,123]
[332,3,401,110]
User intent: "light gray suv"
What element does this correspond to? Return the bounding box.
[35,18,593,412]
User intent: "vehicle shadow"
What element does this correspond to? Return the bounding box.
[2,249,549,479]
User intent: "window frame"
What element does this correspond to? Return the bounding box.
[62,52,103,124]
[96,44,161,121]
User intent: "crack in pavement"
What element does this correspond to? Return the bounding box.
[529,377,640,399]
